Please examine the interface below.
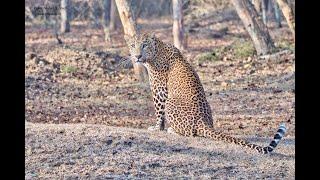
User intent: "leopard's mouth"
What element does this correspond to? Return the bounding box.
[136,57,146,63]
[136,58,143,63]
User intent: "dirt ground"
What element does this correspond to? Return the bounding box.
[25,122,294,179]
[25,6,295,179]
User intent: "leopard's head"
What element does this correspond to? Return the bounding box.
[124,33,159,65]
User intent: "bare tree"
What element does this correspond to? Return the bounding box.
[172,0,185,50]
[230,0,275,55]
[60,0,71,33]
[102,0,111,42]
[273,0,282,28]
[261,0,268,25]
[109,0,117,31]
[275,0,294,35]
[115,0,148,82]
[88,1,100,27]
[252,0,261,14]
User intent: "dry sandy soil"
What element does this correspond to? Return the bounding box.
[25,5,295,179]
[25,122,294,179]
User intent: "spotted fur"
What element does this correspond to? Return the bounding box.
[125,33,286,154]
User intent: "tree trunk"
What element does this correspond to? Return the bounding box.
[252,0,261,14]
[273,0,282,28]
[103,0,111,42]
[115,0,148,82]
[89,1,100,27]
[267,0,273,17]
[109,0,117,31]
[261,0,268,25]
[172,0,185,50]
[275,0,294,35]
[60,0,70,33]
[230,0,275,55]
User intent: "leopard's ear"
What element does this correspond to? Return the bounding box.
[140,32,149,39]
[150,32,156,39]
[141,32,156,39]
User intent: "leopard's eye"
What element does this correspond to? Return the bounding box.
[142,44,147,49]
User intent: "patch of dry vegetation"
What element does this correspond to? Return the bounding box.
[25,122,294,179]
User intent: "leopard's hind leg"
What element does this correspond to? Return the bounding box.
[167,127,181,136]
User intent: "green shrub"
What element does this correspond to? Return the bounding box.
[197,51,219,62]
[232,40,256,58]
[61,65,77,74]
[276,40,295,52]
[197,46,229,63]
[196,39,257,62]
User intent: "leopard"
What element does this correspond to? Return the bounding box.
[124,33,287,154]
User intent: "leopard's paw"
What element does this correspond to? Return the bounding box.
[147,125,164,131]
[167,127,180,135]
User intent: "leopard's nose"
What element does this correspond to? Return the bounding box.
[136,55,142,59]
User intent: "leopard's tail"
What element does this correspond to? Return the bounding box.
[200,123,287,154]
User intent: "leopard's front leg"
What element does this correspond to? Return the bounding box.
[148,86,168,131]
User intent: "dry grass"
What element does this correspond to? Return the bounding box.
[25,122,294,179]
